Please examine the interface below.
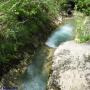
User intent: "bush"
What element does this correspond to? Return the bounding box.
[0,0,61,63]
[74,12,90,43]
[57,0,90,16]
[0,0,89,63]
[75,0,90,15]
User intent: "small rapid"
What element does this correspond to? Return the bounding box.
[45,24,75,48]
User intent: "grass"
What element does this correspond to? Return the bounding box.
[74,12,90,43]
[0,0,61,63]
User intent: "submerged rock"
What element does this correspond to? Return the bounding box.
[47,41,90,90]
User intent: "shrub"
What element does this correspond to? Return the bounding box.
[75,0,90,15]
[74,12,90,43]
[0,0,61,63]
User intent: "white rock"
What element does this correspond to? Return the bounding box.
[47,41,90,90]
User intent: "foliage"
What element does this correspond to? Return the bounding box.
[75,0,90,15]
[74,12,90,43]
[0,0,90,63]
[0,0,61,63]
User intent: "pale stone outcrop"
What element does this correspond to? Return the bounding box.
[47,41,90,90]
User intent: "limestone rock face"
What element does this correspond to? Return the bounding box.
[47,41,90,90]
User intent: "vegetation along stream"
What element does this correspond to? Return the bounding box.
[0,0,90,90]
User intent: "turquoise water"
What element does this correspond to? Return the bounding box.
[45,24,75,48]
[18,46,54,90]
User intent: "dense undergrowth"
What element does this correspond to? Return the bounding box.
[74,12,90,43]
[0,0,90,64]
[75,0,90,15]
[74,0,90,43]
[0,0,63,79]
[0,0,61,63]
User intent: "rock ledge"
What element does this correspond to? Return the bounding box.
[47,41,90,90]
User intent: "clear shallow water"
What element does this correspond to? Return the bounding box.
[45,24,75,48]
[18,46,54,90]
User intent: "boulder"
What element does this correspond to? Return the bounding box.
[47,41,90,90]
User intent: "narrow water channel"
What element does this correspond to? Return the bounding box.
[18,46,54,90]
